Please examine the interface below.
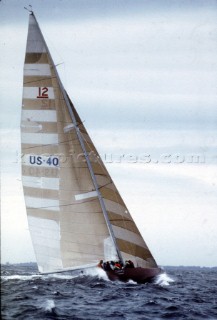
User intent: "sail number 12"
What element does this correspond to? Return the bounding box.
[37,87,49,99]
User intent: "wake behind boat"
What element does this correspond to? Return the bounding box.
[21,11,161,284]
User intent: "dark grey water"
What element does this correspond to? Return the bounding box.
[1,264,217,320]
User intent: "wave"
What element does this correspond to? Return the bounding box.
[2,265,216,320]
[1,272,81,282]
[1,267,174,287]
[154,272,175,286]
[1,274,42,281]
[84,267,110,281]
[46,273,80,280]
[42,299,56,313]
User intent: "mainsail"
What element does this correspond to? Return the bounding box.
[21,13,157,273]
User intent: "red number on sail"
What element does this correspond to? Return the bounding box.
[37,87,49,98]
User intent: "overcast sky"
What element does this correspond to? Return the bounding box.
[1,0,217,267]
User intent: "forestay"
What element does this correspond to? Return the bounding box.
[21,13,157,273]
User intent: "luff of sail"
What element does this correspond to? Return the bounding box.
[21,13,157,273]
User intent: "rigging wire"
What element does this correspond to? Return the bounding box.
[79,127,137,257]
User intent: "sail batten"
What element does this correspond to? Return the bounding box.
[21,13,158,273]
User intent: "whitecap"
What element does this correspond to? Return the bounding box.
[1,274,42,281]
[43,299,55,312]
[127,279,138,285]
[84,267,110,281]
[32,285,38,289]
[154,272,175,286]
[45,273,79,280]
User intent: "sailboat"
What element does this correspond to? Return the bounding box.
[21,11,162,283]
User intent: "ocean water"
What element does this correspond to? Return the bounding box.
[1,264,217,320]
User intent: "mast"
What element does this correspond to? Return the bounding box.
[31,12,124,265]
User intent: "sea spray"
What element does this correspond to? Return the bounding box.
[1,274,42,281]
[84,267,109,281]
[43,299,56,312]
[46,273,79,281]
[154,272,174,286]
[127,279,138,285]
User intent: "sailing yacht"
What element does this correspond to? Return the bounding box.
[21,12,161,283]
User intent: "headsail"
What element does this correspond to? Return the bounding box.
[21,13,157,273]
